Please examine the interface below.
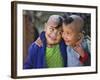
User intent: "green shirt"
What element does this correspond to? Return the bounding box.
[46,44,64,68]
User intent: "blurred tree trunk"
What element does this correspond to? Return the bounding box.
[23,15,35,64]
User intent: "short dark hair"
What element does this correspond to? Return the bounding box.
[63,14,74,25]
[56,16,63,28]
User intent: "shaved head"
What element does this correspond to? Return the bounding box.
[63,15,84,33]
[70,15,84,32]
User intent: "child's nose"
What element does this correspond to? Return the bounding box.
[51,31,58,39]
[52,33,57,38]
[53,30,58,36]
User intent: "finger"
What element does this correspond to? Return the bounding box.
[35,41,41,47]
[74,44,82,50]
[38,39,43,46]
[76,39,82,46]
[35,38,41,47]
[36,38,43,47]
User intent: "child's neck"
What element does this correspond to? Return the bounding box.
[47,44,57,48]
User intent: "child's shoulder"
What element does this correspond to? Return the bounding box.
[84,35,91,41]
[82,35,91,53]
[29,42,41,49]
[82,35,91,44]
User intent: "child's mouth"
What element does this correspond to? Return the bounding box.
[64,39,70,44]
[48,35,57,41]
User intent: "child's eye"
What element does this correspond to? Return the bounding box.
[57,31,62,35]
[67,32,70,35]
[63,32,71,35]
[49,28,54,32]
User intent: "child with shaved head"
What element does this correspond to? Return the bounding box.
[62,15,90,66]
[24,15,67,69]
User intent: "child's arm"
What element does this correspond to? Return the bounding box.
[73,44,89,64]
[35,37,43,47]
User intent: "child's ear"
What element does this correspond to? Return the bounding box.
[78,32,83,39]
[44,23,47,31]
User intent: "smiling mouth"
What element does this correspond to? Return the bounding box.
[48,35,57,41]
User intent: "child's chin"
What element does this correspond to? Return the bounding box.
[49,42,57,44]
[65,42,69,45]
[65,42,71,46]
[48,41,58,45]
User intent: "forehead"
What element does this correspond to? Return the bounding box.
[46,23,62,31]
[46,18,61,28]
[63,22,76,29]
[46,21,57,27]
[63,23,79,33]
[48,25,62,32]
